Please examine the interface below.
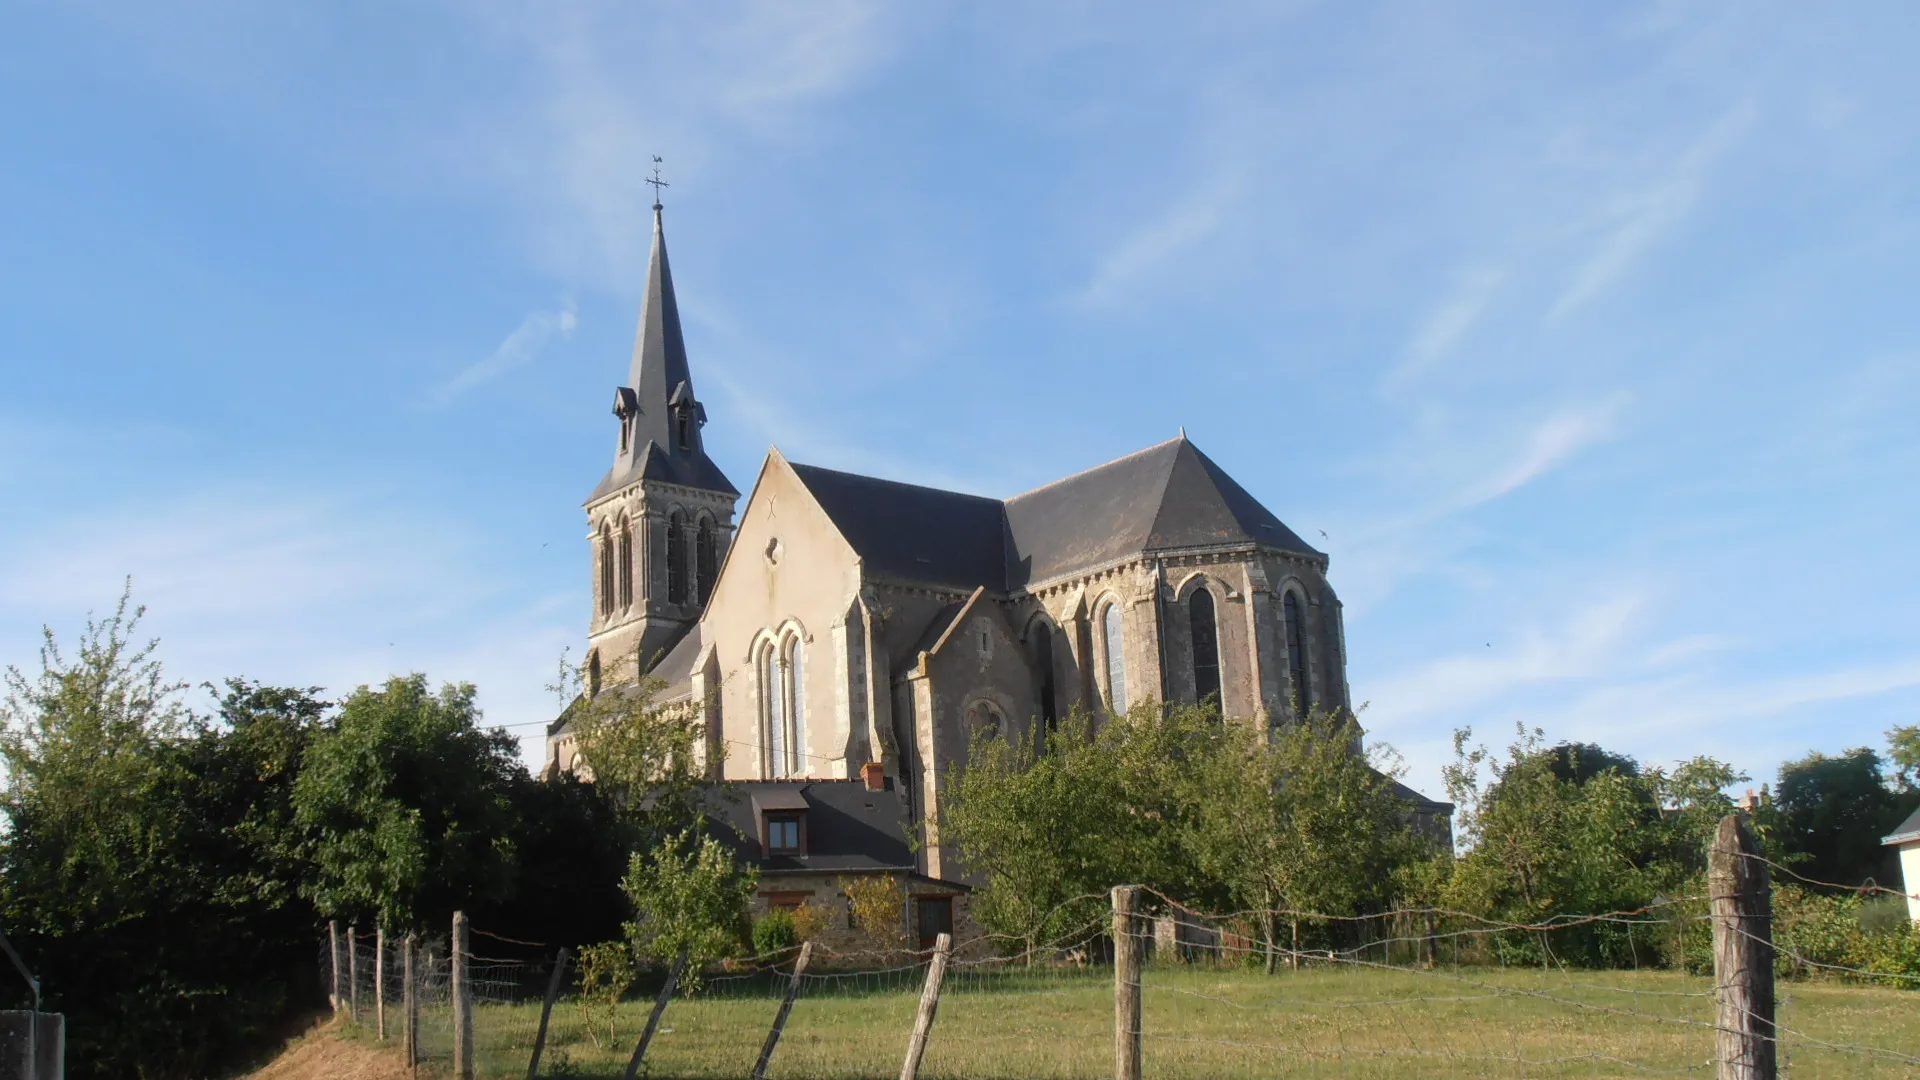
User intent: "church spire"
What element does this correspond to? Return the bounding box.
[587,197,738,506]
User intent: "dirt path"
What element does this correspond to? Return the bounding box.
[244,1020,411,1080]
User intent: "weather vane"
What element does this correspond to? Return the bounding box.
[647,155,669,209]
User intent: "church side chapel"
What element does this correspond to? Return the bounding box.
[547,201,1450,944]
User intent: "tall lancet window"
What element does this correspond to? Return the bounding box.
[783,634,806,776]
[666,510,689,605]
[1031,623,1058,734]
[1190,587,1221,706]
[617,519,634,609]
[760,642,786,778]
[598,524,614,617]
[1284,591,1310,714]
[1101,601,1127,714]
[695,518,718,605]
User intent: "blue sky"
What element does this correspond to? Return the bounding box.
[3,1,1917,799]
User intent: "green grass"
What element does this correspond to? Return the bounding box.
[375,964,1920,1079]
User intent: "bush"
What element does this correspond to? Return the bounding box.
[753,908,798,957]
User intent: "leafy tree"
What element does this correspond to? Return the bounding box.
[293,674,522,930]
[1192,708,1420,971]
[1771,747,1918,889]
[0,593,328,1079]
[554,650,712,842]
[1887,724,1920,791]
[621,828,758,993]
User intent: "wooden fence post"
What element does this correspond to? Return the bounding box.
[349,923,360,1022]
[624,948,689,1080]
[329,920,343,1015]
[1710,813,1776,1080]
[402,934,418,1072]
[750,941,813,1080]
[376,927,387,1041]
[452,911,474,1080]
[899,932,952,1080]
[526,947,570,1080]
[1113,886,1142,1080]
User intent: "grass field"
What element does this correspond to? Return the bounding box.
[378,963,1920,1079]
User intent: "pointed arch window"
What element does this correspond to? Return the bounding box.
[784,634,806,775]
[666,510,689,605]
[1100,601,1127,714]
[617,519,634,609]
[695,518,718,605]
[1190,587,1221,706]
[598,524,614,617]
[1284,591,1310,714]
[1030,622,1058,734]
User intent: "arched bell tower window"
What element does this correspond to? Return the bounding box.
[597,524,614,617]
[1189,587,1221,706]
[1284,591,1310,714]
[1100,601,1127,714]
[695,517,718,605]
[617,519,634,610]
[666,510,689,605]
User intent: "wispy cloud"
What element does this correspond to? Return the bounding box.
[1392,265,1505,383]
[1459,397,1625,508]
[1548,104,1757,322]
[1070,169,1245,309]
[436,301,578,402]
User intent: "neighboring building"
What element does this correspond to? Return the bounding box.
[1883,805,1920,922]
[548,201,1451,894]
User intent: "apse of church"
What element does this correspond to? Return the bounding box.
[547,203,1377,881]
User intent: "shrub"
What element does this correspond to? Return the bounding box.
[753,908,797,957]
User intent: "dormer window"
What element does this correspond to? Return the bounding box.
[767,812,803,854]
[675,407,692,451]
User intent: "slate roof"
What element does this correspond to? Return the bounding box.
[704,780,932,876]
[1884,805,1920,846]
[787,463,1010,591]
[786,435,1320,594]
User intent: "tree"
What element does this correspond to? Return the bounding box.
[1192,708,1419,971]
[621,828,758,993]
[293,674,523,930]
[0,592,329,1079]
[553,650,712,843]
[1888,724,1920,791]
[1771,747,1918,889]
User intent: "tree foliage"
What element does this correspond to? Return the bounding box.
[1767,747,1918,889]
[293,674,523,930]
[944,701,1424,961]
[620,828,758,993]
[0,594,327,1079]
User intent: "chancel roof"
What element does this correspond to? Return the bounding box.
[785,435,1320,595]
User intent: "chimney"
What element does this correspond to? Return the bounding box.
[862,761,886,792]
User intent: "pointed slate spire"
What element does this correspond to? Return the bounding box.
[586,204,737,504]
[627,204,694,449]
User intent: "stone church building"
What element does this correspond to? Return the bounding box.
[548,205,1445,897]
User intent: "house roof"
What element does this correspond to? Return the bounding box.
[1884,804,1920,846]
[706,780,927,875]
[784,435,1320,595]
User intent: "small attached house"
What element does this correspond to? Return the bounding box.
[704,767,979,955]
[1883,805,1920,922]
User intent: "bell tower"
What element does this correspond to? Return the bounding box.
[584,201,738,684]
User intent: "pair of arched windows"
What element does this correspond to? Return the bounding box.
[596,520,636,616]
[665,511,721,608]
[759,633,807,778]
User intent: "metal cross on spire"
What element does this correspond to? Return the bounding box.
[647,156,669,209]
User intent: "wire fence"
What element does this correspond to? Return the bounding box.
[319,830,1919,1078]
